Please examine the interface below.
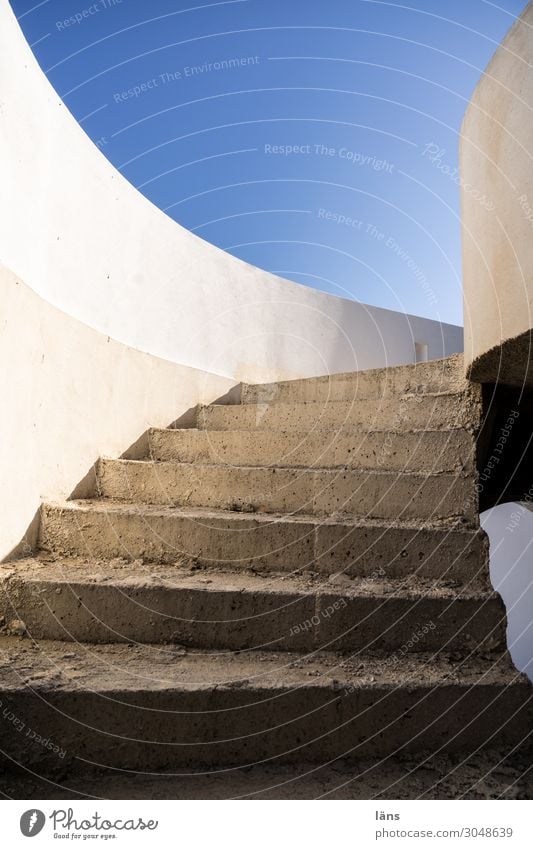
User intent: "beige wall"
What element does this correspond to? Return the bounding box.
[0,264,234,561]
[462,2,533,385]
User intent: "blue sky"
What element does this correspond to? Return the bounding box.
[11,0,527,326]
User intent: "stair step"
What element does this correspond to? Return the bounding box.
[0,638,528,769]
[148,427,474,473]
[4,750,533,800]
[95,458,477,522]
[241,354,469,404]
[0,559,505,653]
[197,392,480,433]
[39,500,489,583]
[5,352,527,778]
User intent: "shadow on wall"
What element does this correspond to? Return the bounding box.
[0,263,237,561]
[481,504,533,683]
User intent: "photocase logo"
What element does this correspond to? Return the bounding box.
[20,810,46,837]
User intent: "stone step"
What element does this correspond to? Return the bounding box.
[5,748,533,800]
[95,458,477,522]
[241,354,468,404]
[148,427,475,473]
[0,558,505,653]
[0,638,528,769]
[39,501,489,583]
[197,392,480,433]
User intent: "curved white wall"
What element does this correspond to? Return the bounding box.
[0,2,461,383]
[0,263,235,561]
[461,3,533,386]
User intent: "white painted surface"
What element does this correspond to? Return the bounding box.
[0,264,234,561]
[0,2,462,384]
[461,3,533,380]
[481,504,533,681]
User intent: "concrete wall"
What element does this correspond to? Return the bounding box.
[0,2,462,384]
[461,2,533,386]
[0,263,234,561]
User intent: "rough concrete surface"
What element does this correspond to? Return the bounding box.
[0,354,531,796]
[38,501,489,582]
[0,638,530,771]
[96,458,477,522]
[148,426,475,473]
[241,354,470,404]
[198,392,481,433]
[0,558,505,652]
[1,749,532,800]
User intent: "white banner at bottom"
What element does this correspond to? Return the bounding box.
[1,800,532,849]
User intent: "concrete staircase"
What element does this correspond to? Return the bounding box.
[0,354,531,773]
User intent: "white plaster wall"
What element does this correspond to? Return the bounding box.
[0,263,235,561]
[0,2,462,384]
[461,2,533,382]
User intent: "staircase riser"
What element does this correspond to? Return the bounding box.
[39,506,489,582]
[199,394,480,432]
[148,428,474,473]
[1,684,528,768]
[241,357,470,404]
[96,461,477,522]
[1,580,506,653]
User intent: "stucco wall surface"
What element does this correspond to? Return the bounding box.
[461,2,533,385]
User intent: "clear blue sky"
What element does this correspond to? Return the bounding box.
[11,0,527,326]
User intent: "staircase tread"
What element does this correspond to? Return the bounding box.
[46,498,481,532]
[203,389,468,409]
[153,425,473,436]
[243,354,464,387]
[0,636,523,694]
[101,457,473,479]
[1,556,495,599]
